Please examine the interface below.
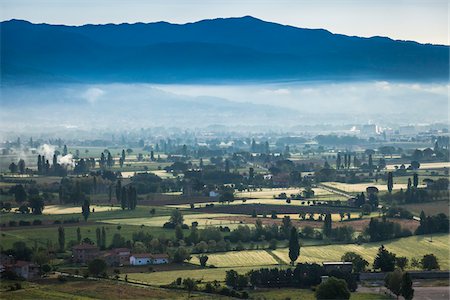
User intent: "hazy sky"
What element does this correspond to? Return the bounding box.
[0,0,448,45]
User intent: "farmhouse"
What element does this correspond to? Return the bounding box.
[6,261,39,280]
[130,253,169,265]
[72,243,99,264]
[101,248,131,266]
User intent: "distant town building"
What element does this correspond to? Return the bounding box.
[72,243,99,264]
[101,248,131,266]
[7,261,39,280]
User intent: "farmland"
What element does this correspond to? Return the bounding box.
[123,265,279,285]
[102,213,239,228]
[179,234,450,270]
[273,234,450,270]
[1,224,176,250]
[190,249,280,267]
[0,278,193,300]
[321,182,425,193]
[386,162,450,170]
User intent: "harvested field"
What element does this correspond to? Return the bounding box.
[322,182,425,193]
[196,203,360,215]
[190,249,279,267]
[272,234,450,269]
[43,205,121,215]
[386,162,450,170]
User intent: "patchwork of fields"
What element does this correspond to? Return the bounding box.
[273,234,450,269]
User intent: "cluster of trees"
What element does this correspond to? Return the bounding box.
[7,185,45,215]
[415,211,449,235]
[115,182,138,210]
[365,217,411,242]
[384,269,414,300]
[245,263,356,291]
[8,159,27,174]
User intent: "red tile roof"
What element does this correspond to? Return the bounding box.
[131,253,153,259]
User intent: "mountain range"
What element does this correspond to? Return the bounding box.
[1,16,448,83]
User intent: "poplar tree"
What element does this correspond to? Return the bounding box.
[288,227,300,265]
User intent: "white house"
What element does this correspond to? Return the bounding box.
[209,190,220,198]
[130,253,152,266]
[151,254,169,264]
[129,253,169,265]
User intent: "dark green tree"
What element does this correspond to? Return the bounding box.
[315,277,350,300]
[387,172,394,193]
[401,272,414,300]
[58,226,65,252]
[341,252,369,273]
[288,227,300,265]
[14,184,27,203]
[115,180,122,202]
[170,209,184,226]
[198,255,208,267]
[88,258,107,277]
[421,254,439,270]
[384,269,403,299]
[323,213,332,237]
[413,173,419,188]
[82,199,90,221]
[175,224,184,240]
[374,245,396,272]
[76,227,82,244]
[182,278,196,298]
[29,194,44,215]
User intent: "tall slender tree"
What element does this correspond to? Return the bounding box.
[288,227,300,265]
[387,172,394,193]
[77,227,82,244]
[323,213,332,237]
[413,173,419,188]
[58,226,65,252]
[82,199,90,221]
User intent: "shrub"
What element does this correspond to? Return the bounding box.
[19,220,31,226]
[9,220,17,227]
[32,219,42,225]
[315,277,350,300]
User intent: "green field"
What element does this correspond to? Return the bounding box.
[0,224,176,250]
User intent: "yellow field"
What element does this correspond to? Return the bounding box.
[272,234,449,269]
[275,213,359,221]
[41,205,121,215]
[235,188,331,199]
[190,250,279,267]
[322,182,425,193]
[102,213,242,228]
[386,162,450,170]
[120,170,176,179]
